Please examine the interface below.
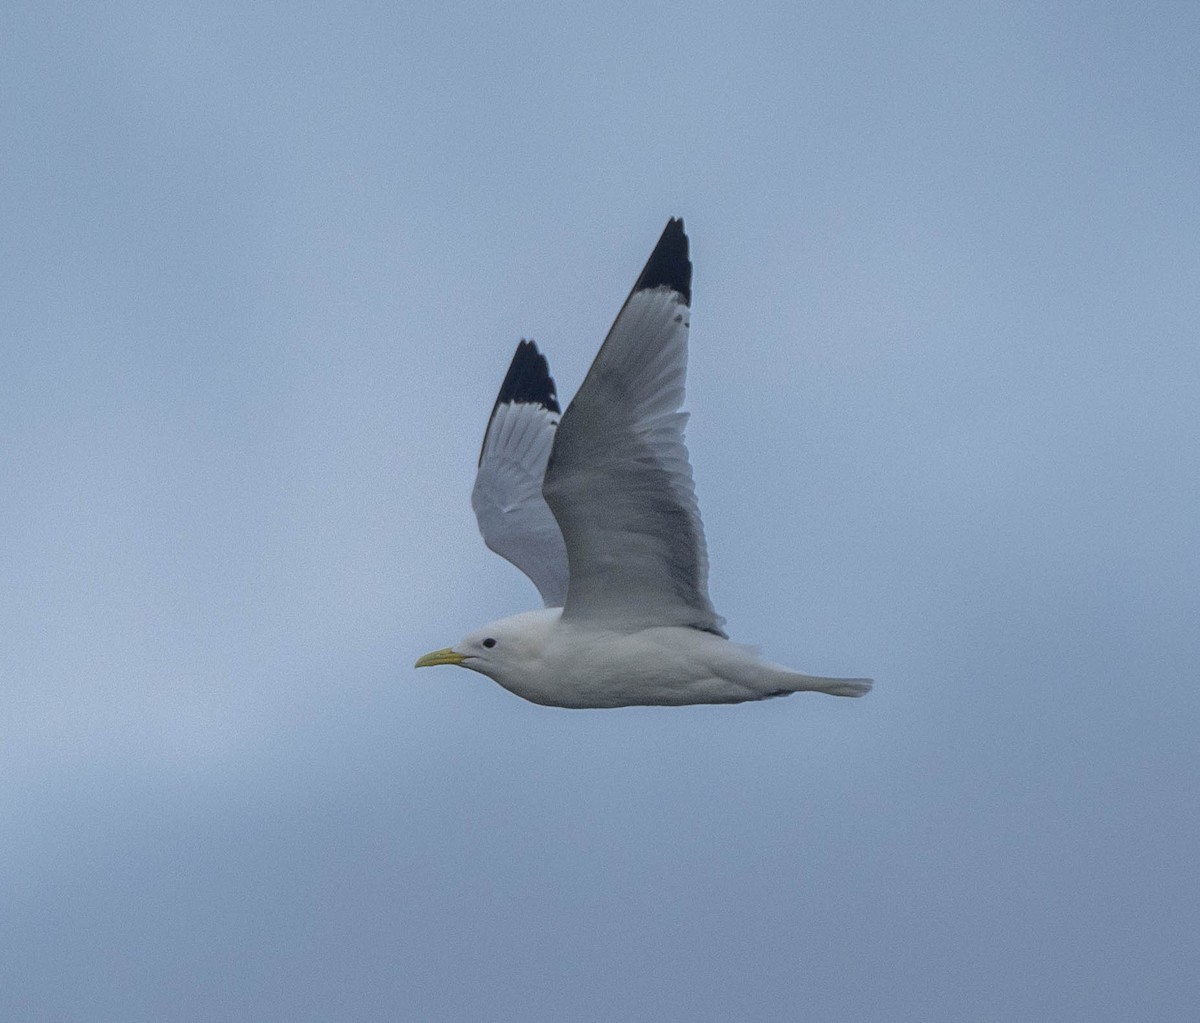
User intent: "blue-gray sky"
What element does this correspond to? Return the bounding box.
[3,3,1198,1020]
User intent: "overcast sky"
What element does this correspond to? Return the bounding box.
[3,3,1198,1020]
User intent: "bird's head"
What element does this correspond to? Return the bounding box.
[415,608,560,686]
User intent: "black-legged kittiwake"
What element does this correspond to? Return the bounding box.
[416,219,872,708]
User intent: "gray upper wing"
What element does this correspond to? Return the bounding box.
[542,219,725,635]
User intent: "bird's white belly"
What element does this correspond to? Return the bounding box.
[495,622,764,709]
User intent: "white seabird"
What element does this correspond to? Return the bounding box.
[417,218,871,708]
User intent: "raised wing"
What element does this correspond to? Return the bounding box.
[543,218,726,636]
[471,340,569,606]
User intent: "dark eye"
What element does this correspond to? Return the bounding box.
[482,637,496,649]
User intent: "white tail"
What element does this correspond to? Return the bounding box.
[765,669,873,699]
[708,646,873,703]
[797,675,873,698]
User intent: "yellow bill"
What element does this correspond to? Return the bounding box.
[414,647,466,669]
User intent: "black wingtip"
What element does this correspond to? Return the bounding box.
[497,339,560,412]
[632,217,691,305]
[479,340,560,465]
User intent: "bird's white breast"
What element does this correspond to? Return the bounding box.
[492,616,762,709]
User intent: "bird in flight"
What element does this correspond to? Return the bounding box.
[416,219,871,708]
